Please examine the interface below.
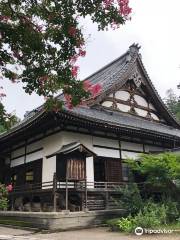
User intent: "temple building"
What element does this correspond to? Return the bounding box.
[0,44,180,212]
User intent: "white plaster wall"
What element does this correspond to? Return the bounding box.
[26,140,43,153]
[42,156,56,183]
[121,151,140,160]
[42,132,63,157]
[26,150,43,163]
[42,133,62,185]
[61,131,93,151]
[115,90,130,101]
[11,147,25,159]
[93,147,120,158]
[144,145,164,153]
[102,101,113,108]
[11,156,24,167]
[151,113,159,121]
[134,95,148,107]
[121,141,143,152]
[117,103,131,112]
[135,108,148,117]
[93,136,119,148]
[86,156,94,188]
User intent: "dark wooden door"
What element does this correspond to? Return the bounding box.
[105,158,122,182]
[94,157,106,182]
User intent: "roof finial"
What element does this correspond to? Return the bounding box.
[129,43,141,53]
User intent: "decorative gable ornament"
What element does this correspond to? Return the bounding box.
[131,70,142,88]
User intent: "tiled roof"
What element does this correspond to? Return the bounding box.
[1,44,180,140]
[66,106,180,138]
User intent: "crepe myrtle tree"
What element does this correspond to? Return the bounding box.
[0,102,20,132]
[0,0,132,111]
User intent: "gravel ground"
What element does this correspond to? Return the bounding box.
[0,226,179,240]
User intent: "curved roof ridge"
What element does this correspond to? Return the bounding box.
[136,55,180,128]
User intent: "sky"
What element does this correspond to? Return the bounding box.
[2,0,180,119]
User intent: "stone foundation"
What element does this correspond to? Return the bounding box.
[0,209,125,230]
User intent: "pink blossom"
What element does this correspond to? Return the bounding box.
[71,66,79,78]
[64,94,73,109]
[6,184,13,192]
[83,80,102,98]
[83,80,92,91]
[89,84,102,97]
[70,55,79,64]
[103,0,114,8]
[118,0,132,17]
[79,49,86,57]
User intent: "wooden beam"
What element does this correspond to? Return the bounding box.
[53,172,57,212]
[65,179,68,211]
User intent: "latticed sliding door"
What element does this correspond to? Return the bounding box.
[105,158,122,182]
[66,156,86,180]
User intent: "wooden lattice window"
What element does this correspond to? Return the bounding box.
[105,158,122,182]
[25,170,34,183]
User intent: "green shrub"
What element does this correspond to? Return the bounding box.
[106,218,123,231]
[0,183,8,210]
[134,210,161,228]
[163,199,179,223]
[107,200,176,233]
[116,216,135,233]
[0,198,8,211]
[116,183,143,215]
[142,200,167,225]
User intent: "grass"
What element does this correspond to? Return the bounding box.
[106,218,180,233]
[0,217,38,228]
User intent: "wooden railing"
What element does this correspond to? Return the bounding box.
[8,178,146,212]
[9,179,129,210]
[10,180,127,193]
[11,180,54,193]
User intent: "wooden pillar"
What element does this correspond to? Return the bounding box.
[173,140,176,148]
[85,178,88,211]
[30,193,33,212]
[81,192,85,211]
[53,172,57,212]
[65,178,68,211]
[11,195,14,211]
[105,182,109,209]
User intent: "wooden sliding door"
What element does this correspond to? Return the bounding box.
[66,158,85,180]
[105,158,122,182]
[94,157,122,182]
